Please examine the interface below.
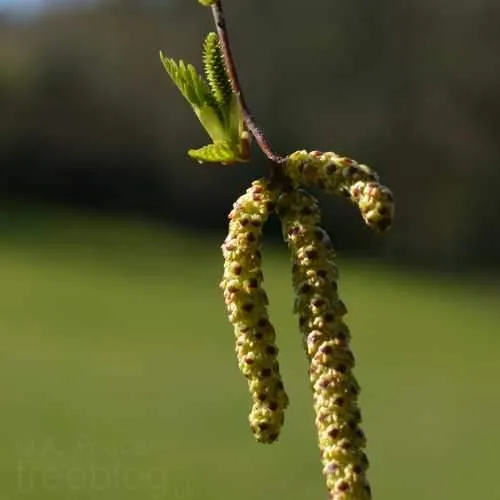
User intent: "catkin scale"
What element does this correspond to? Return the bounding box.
[220,179,289,443]
[285,150,394,232]
[277,189,371,500]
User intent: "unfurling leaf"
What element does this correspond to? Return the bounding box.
[203,32,232,106]
[188,141,239,164]
[160,47,250,165]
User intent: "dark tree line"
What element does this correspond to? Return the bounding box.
[1,0,499,270]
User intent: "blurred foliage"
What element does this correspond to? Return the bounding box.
[0,205,499,499]
[1,0,500,269]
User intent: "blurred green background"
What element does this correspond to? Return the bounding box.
[1,1,500,499]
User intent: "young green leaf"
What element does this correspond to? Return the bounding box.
[188,141,236,164]
[160,53,226,141]
[203,32,232,107]
[160,54,217,113]
[160,48,250,165]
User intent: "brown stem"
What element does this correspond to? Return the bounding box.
[210,0,285,166]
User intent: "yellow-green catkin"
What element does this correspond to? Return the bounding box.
[284,150,394,232]
[220,179,289,443]
[277,188,371,500]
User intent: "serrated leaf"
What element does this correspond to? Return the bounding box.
[160,49,250,165]
[159,52,218,113]
[160,52,228,142]
[188,141,237,164]
[203,32,232,106]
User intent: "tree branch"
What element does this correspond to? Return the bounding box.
[210,0,285,165]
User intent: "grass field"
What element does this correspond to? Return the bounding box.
[1,205,499,499]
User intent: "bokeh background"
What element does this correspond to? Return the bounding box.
[1,1,500,499]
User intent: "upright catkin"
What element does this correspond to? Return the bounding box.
[284,150,394,232]
[277,188,371,500]
[220,179,289,443]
